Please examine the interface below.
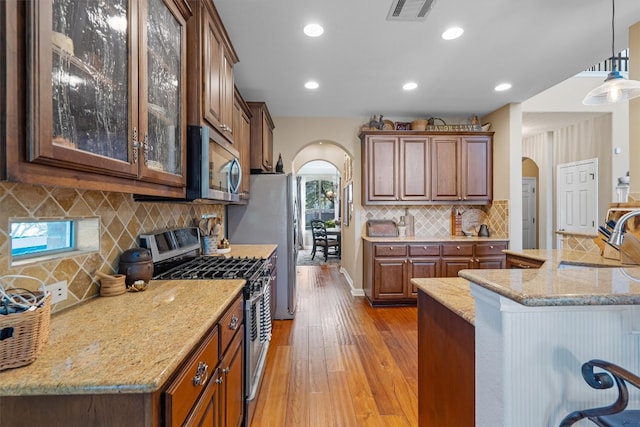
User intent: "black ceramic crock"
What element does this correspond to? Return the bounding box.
[118,248,154,287]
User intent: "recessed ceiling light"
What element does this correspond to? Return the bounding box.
[495,83,512,91]
[403,82,418,91]
[305,81,319,89]
[304,23,324,37]
[442,27,464,40]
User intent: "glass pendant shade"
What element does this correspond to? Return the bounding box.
[583,70,640,105]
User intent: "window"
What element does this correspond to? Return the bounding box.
[305,179,336,228]
[10,220,74,258]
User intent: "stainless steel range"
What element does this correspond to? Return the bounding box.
[139,227,272,426]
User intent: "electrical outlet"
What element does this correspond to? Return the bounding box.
[46,280,68,304]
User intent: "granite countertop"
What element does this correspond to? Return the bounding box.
[0,279,244,396]
[413,278,475,325]
[362,235,508,243]
[504,248,624,268]
[461,249,640,307]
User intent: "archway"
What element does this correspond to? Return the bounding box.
[291,141,352,255]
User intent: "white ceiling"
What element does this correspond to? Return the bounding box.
[214,0,640,121]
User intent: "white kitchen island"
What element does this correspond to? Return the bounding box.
[459,263,640,426]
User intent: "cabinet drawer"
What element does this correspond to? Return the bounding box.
[220,296,243,354]
[441,243,473,257]
[475,242,508,256]
[164,326,220,427]
[374,244,408,257]
[409,244,440,257]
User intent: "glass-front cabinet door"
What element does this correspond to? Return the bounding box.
[28,0,187,187]
[138,0,187,185]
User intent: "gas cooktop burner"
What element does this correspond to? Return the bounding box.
[153,255,267,282]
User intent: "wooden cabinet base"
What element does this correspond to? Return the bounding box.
[418,290,475,426]
[0,393,159,426]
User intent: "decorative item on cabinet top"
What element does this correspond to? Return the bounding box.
[362,116,487,132]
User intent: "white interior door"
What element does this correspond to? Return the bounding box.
[556,159,598,237]
[522,177,537,249]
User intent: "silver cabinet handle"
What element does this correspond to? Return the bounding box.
[228,315,239,330]
[132,127,139,164]
[193,361,209,386]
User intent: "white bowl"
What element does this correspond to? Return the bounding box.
[619,176,630,184]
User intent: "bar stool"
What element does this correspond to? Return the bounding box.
[559,359,640,426]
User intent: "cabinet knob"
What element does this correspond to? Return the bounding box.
[489,245,494,249]
[458,197,462,200]
[228,315,239,330]
[215,376,223,384]
[423,246,427,250]
[222,367,230,374]
[192,361,209,387]
[456,246,461,250]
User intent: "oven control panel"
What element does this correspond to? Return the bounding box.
[139,227,201,263]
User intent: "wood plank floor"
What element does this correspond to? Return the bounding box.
[251,265,418,427]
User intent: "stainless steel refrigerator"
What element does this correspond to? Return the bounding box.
[227,173,298,319]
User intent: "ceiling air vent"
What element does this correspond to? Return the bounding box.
[387,0,436,21]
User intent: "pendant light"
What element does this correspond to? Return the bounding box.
[583,0,640,105]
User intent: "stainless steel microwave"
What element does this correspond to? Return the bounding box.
[185,125,241,202]
[135,125,241,203]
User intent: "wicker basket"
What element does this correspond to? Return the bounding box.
[0,276,52,371]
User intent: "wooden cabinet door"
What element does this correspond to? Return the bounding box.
[233,89,251,198]
[30,0,139,178]
[461,136,492,201]
[400,137,430,201]
[431,136,461,200]
[408,258,440,297]
[365,136,399,202]
[441,258,474,277]
[202,8,223,131]
[137,0,188,186]
[220,50,235,142]
[29,0,188,188]
[220,328,244,427]
[476,257,505,269]
[248,102,274,173]
[184,368,222,427]
[373,258,407,299]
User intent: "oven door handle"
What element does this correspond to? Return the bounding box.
[246,282,267,305]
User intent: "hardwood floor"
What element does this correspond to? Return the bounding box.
[251,265,418,426]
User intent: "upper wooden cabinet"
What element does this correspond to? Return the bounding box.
[186,0,238,143]
[361,131,493,205]
[27,0,189,189]
[233,87,252,199]
[363,135,430,203]
[431,135,493,202]
[248,102,275,173]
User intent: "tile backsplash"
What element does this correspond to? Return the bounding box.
[0,182,224,312]
[361,200,509,238]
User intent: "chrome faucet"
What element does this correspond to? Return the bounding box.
[607,210,640,247]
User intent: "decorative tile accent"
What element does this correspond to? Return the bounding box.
[0,182,224,312]
[361,200,510,239]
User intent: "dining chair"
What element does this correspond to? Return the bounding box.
[559,359,640,426]
[310,220,340,261]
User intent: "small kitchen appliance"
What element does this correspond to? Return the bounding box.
[138,227,272,426]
